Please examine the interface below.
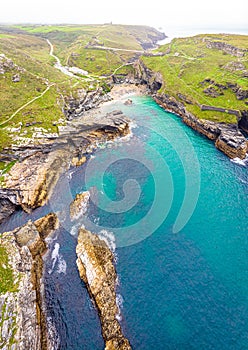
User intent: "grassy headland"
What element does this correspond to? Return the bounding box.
[141,34,248,123]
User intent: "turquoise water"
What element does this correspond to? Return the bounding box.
[82,96,248,349]
[1,95,247,349]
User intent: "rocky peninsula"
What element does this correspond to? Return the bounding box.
[76,228,131,350]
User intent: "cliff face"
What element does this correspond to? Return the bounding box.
[134,60,248,159]
[239,110,248,133]
[154,94,248,159]
[76,228,131,350]
[134,60,163,92]
[0,213,59,349]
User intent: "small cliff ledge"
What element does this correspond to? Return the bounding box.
[0,213,59,349]
[76,228,131,350]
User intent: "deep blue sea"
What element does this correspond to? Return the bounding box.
[1,95,248,349]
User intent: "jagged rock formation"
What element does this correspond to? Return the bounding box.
[0,111,130,223]
[154,94,248,159]
[134,60,163,92]
[76,228,131,350]
[70,191,90,221]
[0,213,59,349]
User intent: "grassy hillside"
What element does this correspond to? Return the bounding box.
[13,24,163,75]
[142,34,248,123]
[0,24,163,176]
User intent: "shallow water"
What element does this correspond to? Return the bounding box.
[1,95,248,349]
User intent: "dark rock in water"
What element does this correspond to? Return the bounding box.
[0,198,17,224]
[76,228,132,350]
[124,99,133,105]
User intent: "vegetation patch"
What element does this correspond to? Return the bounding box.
[0,245,16,293]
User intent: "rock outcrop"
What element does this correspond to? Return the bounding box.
[134,60,163,92]
[76,228,131,350]
[154,94,248,159]
[204,39,247,57]
[0,111,130,223]
[0,213,59,349]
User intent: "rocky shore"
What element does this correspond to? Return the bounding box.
[154,94,248,159]
[0,110,130,225]
[76,228,131,350]
[134,59,248,159]
[0,213,58,349]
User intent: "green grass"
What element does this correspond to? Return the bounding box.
[0,246,17,293]
[144,34,248,123]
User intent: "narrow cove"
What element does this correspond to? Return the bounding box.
[1,94,248,349]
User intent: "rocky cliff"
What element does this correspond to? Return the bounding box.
[76,228,131,350]
[134,60,248,159]
[154,94,248,159]
[0,213,59,349]
[204,39,247,57]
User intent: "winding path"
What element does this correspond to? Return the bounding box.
[88,45,145,53]
[0,84,54,126]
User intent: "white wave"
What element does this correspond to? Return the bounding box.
[231,155,248,167]
[57,257,67,274]
[116,293,124,322]
[78,250,96,285]
[129,120,138,131]
[48,243,67,274]
[70,224,80,236]
[98,230,116,252]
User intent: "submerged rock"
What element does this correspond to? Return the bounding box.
[76,228,132,350]
[0,213,59,349]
